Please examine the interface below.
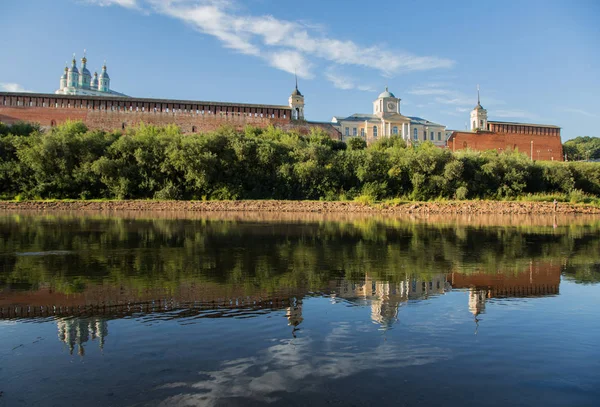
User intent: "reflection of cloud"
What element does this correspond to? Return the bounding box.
[154,332,450,406]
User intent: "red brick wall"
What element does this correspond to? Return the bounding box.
[0,92,295,134]
[0,106,291,133]
[448,131,564,161]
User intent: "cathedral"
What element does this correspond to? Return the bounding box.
[331,87,447,147]
[55,52,128,97]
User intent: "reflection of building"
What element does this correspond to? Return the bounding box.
[56,317,108,356]
[333,274,449,329]
[449,262,561,317]
[468,288,487,317]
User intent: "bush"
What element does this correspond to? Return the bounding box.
[1,120,599,202]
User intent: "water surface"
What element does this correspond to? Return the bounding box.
[1,212,599,406]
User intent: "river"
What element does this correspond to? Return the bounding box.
[0,212,599,406]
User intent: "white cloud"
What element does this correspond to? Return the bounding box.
[85,0,138,8]
[86,0,455,84]
[493,109,537,120]
[0,83,31,92]
[563,107,598,118]
[324,67,374,92]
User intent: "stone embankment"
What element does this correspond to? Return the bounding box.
[0,200,599,214]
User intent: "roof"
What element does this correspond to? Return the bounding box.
[378,89,396,98]
[488,120,560,129]
[407,116,445,127]
[332,113,445,127]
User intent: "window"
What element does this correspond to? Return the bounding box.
[392,126,398,135]
[50,120,56,127]
[360,128,365,138]
[413,128,418,140]
[373,126,378,138]
[192,126,197,133]
[345,127,349,137]
[353,127,357,137]
[423,130,427,141]
[122,123,126,130]
[430,131,434,140]
[438,132,442,141]
[480,119,483,127]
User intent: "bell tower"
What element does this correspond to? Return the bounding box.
[470,85,488,131]
[289,74,305,121]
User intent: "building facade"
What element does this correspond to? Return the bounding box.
[55,53,128,97]
[447,91,563,161]
[331,87,447,147]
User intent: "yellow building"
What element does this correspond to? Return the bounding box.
[332,87,446,146]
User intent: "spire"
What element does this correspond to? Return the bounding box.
[72,53,76,66]
[82,49,87,65]
[477,84,480,105]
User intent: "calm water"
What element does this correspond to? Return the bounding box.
[1,212,599,407]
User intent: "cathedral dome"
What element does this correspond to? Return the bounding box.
[378,87,395,98]
[60,67,67,80]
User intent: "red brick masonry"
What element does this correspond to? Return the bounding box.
[448,130,563,161]
[0,92,341,139]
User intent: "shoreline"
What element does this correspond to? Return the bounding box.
[1,199,599,214]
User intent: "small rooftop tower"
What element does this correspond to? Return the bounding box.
[67,54,79,88]
[60,63,68,90]
[289,73,304,120]
[79,50,92,90]
[99,61,110,93]
[470,85,488,131]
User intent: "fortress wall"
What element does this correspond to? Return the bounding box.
[0,92,292,134]
[448,131,564,161]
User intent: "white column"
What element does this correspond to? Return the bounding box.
[407,122,411,142]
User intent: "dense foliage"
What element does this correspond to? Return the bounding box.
[1,121,599,201]
[563,136,600,161]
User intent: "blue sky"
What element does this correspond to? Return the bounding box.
[1,0,598,140]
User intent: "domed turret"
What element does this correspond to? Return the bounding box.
[67,55,79,88]
[91,71,99,90]
[79,51,92,90]
[378,87,395,98]
[98,62,110,93]
[60,65,68,90]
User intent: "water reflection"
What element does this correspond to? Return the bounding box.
[3,264,564,355]
[57,317,108,355]
[1,212,599,406]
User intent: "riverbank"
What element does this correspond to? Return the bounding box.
[1,199,599,214]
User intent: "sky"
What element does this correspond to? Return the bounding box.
[1,0,599,140]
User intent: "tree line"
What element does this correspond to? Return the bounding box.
[563,136,600,162]
[0,121,599,202]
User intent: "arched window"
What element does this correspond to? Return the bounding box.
[50,120,56,127]
[122,123,126,130]
[373,125,378,138]
[192,126,197,133]
[392,126,398,135]
[413,128,418,140]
